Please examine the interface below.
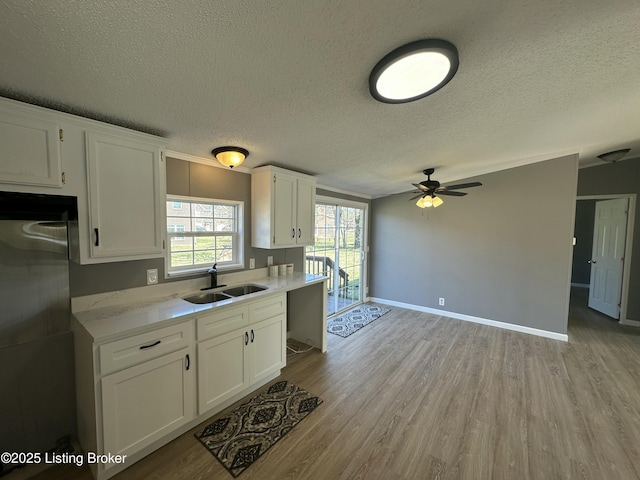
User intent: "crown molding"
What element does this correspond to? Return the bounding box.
[165,150,252,174]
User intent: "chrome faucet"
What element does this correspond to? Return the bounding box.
[201,263,226,291]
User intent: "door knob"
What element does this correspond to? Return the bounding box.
[588,259,597,264]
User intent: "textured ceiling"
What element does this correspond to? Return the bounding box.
[1,0,639,197]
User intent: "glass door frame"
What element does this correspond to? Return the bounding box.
[308,195,369,316]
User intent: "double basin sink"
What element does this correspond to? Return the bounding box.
[183,284,267,304]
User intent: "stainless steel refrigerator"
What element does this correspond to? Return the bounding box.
[0,192,77,470]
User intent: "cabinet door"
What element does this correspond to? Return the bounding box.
[101,347,194,468]
[273,172,296,247]
[0,107,62,188]
[86,131,164,259]
[197,328,250,415]
[249,315,286,385]
[296,177,316,245]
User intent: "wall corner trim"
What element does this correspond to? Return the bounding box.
[369,297,569,342]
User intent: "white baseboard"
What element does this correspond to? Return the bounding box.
[370,297,569,342]
[620,318,640,327]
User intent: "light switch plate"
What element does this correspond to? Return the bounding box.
[249,258,255,269]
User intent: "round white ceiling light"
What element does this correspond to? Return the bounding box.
[369,39,459,103]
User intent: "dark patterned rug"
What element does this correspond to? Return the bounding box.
[195,380,323,478]
[327,304,390,337]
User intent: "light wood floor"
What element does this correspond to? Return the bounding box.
[33,289,640,479]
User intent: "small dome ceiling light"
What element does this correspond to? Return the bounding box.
[212,146,249,168]
[369,39,459,103]
[597,148,630,163]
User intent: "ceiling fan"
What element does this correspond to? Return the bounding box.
[410,168,482,208]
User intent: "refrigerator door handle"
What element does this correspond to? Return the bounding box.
[94,228,100,247]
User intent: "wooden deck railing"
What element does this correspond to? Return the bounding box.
[305,255,349,290]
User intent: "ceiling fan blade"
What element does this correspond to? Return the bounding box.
[409,193,425,201]
[412,183,429,191]
[437,190,467,196]
[439,182,482,190]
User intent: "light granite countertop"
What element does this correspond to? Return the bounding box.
[72,272,326,342]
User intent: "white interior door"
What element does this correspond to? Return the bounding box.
[588,198,628,318]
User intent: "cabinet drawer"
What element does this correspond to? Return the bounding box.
[197,305,249,341]
[99,321,193,375]
[249,293,286,323]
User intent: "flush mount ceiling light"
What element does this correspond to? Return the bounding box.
[212,146,249,169]
[597,148,630,163]
[369,39,459,103]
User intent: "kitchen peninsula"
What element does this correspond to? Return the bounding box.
[71,270,326,480]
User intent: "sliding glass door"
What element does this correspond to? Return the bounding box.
[306,200,366,316]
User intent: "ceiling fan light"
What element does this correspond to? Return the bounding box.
[212,146,249,168]
[416,196,428,208]
[432,196,444,208]
[370,39,459,103]
[422,196,434,208]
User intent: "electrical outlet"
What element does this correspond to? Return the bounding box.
[147,269,158,285]
[249,258,255,269]
[439,297,445,306]
[267,256,273,266]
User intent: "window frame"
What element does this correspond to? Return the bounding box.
[165,194,244,277]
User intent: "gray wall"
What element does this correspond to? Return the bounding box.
[577,156,640,321]
[70,159,303,297]
[571,200,596,285]
[369,155,578,335]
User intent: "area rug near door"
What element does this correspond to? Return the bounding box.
[195,380,323,478]
[327,304,390,337]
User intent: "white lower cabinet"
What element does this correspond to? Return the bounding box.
[196,293,286,415]
[197,329,250,413]
[249,315,286,384]
[101,346,194,468]
[74,293,287,480]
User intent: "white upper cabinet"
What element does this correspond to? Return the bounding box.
[0,99,63,188]
[251,165,316,249]
[295,176,316,245]
[0,97,167,264]
[84,131,165,260]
